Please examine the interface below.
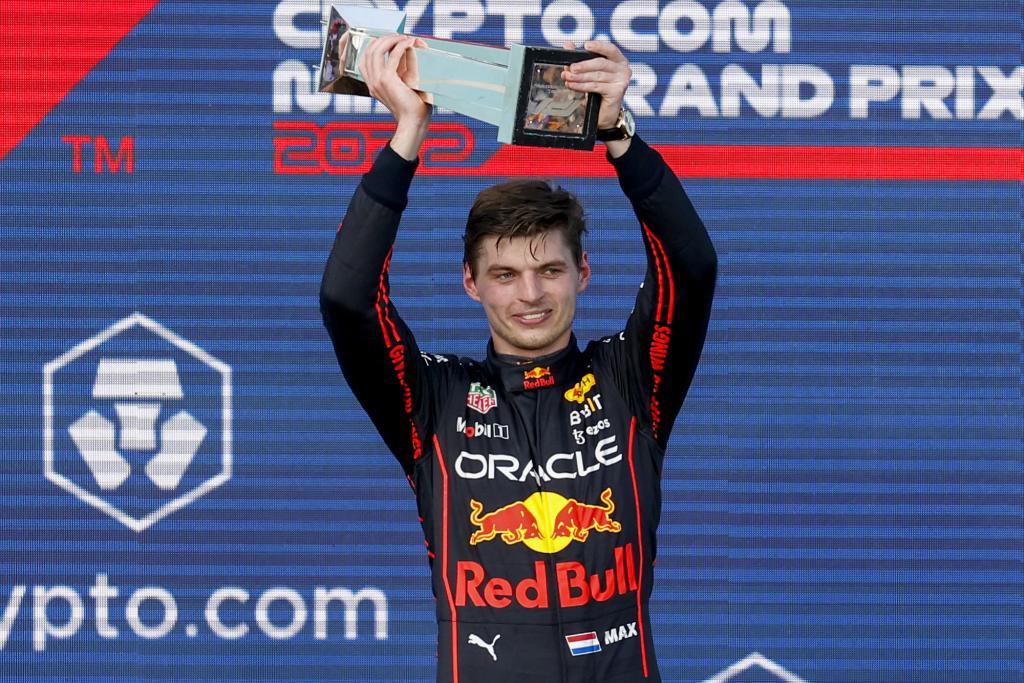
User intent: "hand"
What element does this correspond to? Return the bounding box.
[560,40,631,129]
[359,34,432,159]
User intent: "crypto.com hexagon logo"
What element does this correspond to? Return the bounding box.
[43,313,232,532]
[702,652,811,683]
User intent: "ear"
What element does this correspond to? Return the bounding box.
[576,251,591,294]
[463,262,481,302]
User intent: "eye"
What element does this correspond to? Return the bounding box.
[495,271,515,281]
[542,267,564,276]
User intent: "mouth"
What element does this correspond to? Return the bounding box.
[513,310,552,327]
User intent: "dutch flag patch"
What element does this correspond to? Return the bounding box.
[565,631,602,656]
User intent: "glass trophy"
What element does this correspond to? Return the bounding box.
[317,5,600,150]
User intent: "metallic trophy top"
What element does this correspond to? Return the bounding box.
[318,5,406,96]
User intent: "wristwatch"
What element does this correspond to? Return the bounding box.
[595,107,635,142]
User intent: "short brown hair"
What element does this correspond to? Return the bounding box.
[463,179,586,276]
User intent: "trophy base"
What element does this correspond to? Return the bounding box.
[504,46,600,151]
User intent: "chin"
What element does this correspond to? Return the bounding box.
[504,328,565,354]
[517,338,555,352]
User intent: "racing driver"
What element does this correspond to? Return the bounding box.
[320,34,717,682]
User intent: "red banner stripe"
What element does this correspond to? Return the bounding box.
[429,144,1022,181]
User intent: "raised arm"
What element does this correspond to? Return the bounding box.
[319,35,438,474]
[563,40,717,449]
[611,137,717,449]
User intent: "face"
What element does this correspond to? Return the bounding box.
[464,231,590,358]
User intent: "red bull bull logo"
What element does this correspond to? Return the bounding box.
[563,373,597,403]
[522,366,555,390]
[469,499,542,545]
[523,366,550,380]
[468,488,621,554]
[551,488,622,541]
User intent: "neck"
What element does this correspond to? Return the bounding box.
[490,335,574,364]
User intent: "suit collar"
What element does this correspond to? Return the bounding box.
[485,335,580,393]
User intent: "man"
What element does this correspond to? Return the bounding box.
[321,34,716,683]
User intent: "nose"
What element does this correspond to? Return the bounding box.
[517,272,544,303]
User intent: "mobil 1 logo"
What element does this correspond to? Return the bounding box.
[457,417,509,440]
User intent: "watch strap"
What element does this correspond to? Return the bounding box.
[595,108,633,141]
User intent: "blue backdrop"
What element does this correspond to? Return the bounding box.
[1,1,1020,681]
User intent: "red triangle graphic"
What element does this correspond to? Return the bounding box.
[0,0,160,161]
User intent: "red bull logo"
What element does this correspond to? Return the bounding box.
[563,373,597,403]
[468,488,621,554]
[522,366,555,390]
[455,543,639,609]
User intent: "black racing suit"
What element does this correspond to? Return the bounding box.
[321,136,716,682]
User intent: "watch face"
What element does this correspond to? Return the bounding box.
[623,109,636,136]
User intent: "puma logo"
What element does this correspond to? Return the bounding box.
[467,633,501,661]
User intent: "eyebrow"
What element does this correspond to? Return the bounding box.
[486,259,569,274]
